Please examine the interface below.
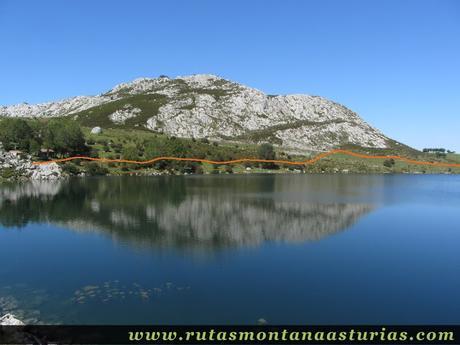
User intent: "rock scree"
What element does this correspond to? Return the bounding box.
[0,142,62,180]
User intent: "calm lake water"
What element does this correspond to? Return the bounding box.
[0,175,459,325]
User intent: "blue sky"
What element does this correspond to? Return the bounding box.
[1,0,459,151]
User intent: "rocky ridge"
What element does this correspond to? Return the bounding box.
[1,74,392,152]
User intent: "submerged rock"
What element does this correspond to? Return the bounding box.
[0,313,24,325]
[257,318,268,325]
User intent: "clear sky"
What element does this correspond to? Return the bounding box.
[1,0,459,151]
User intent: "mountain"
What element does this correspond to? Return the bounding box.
[1,74,393,152]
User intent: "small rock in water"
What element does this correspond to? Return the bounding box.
[0,313,24,325]
[257,318,268,325]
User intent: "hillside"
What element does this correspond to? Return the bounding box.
[1,74,396,152]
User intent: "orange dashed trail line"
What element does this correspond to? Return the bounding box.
[32,149,460,168]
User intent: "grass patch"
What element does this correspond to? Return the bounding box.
[73,94,168,129]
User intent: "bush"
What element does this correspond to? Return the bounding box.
[84,162,109,176]
[62,163,80,175]
[179,162,203,174]
[89,149,100,158]
[112,143,123,153]
[258,143,277,169]
[383,159,395,168]
[43,118,86,154]
[0,118,34,151]
[194,164,204,174]
[122,144,139,161]
[0,168,17,179]
[97,139,108,146]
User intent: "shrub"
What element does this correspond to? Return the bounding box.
[0,118,34,151]
[194,164,204,174]
[89,149,100,158]
[122,144,139,160]
[43,118,86,154]
[0,168,17,179]
[258,143,277,169]
[97,139,108,146]
[62,163,80,175]
[84,162,109,176]
[383,159,395,168]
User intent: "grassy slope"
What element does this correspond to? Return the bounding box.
[72,94,168,130]
[76,127,460,175]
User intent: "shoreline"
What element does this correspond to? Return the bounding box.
[2,169,459,184]
[2,146,460,182]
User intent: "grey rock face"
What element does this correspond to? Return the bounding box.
[0,75,392,152]
[90,126,102,134]
[0,144,62,180]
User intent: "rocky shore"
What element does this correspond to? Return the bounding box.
[0,143,62,181]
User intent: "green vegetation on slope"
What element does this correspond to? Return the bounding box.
[0,117,86,154]
[72,94,168,130]
[1,117,459,177]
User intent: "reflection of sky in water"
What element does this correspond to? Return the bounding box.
[1,175,460,324]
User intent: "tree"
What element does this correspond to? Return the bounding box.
[122,144,139,161]
[144,141,162,159]
[43,119,86,155]
[258,143,277,169]
[0,118,34,150]
[84,162,108,176]
[166,138,188,157]
[383,158,395,168]
[29,139,41,155]
[62,120,86,153]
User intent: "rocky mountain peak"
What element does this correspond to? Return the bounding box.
[0,75,392,152]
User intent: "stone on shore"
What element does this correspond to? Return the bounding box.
[91,126,102,134]
[0,142,62,180]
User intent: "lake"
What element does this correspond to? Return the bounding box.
[0,174,459,325]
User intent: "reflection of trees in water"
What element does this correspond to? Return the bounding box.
[0,176,378,250]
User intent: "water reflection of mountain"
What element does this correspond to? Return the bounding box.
[0,176,379,249]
